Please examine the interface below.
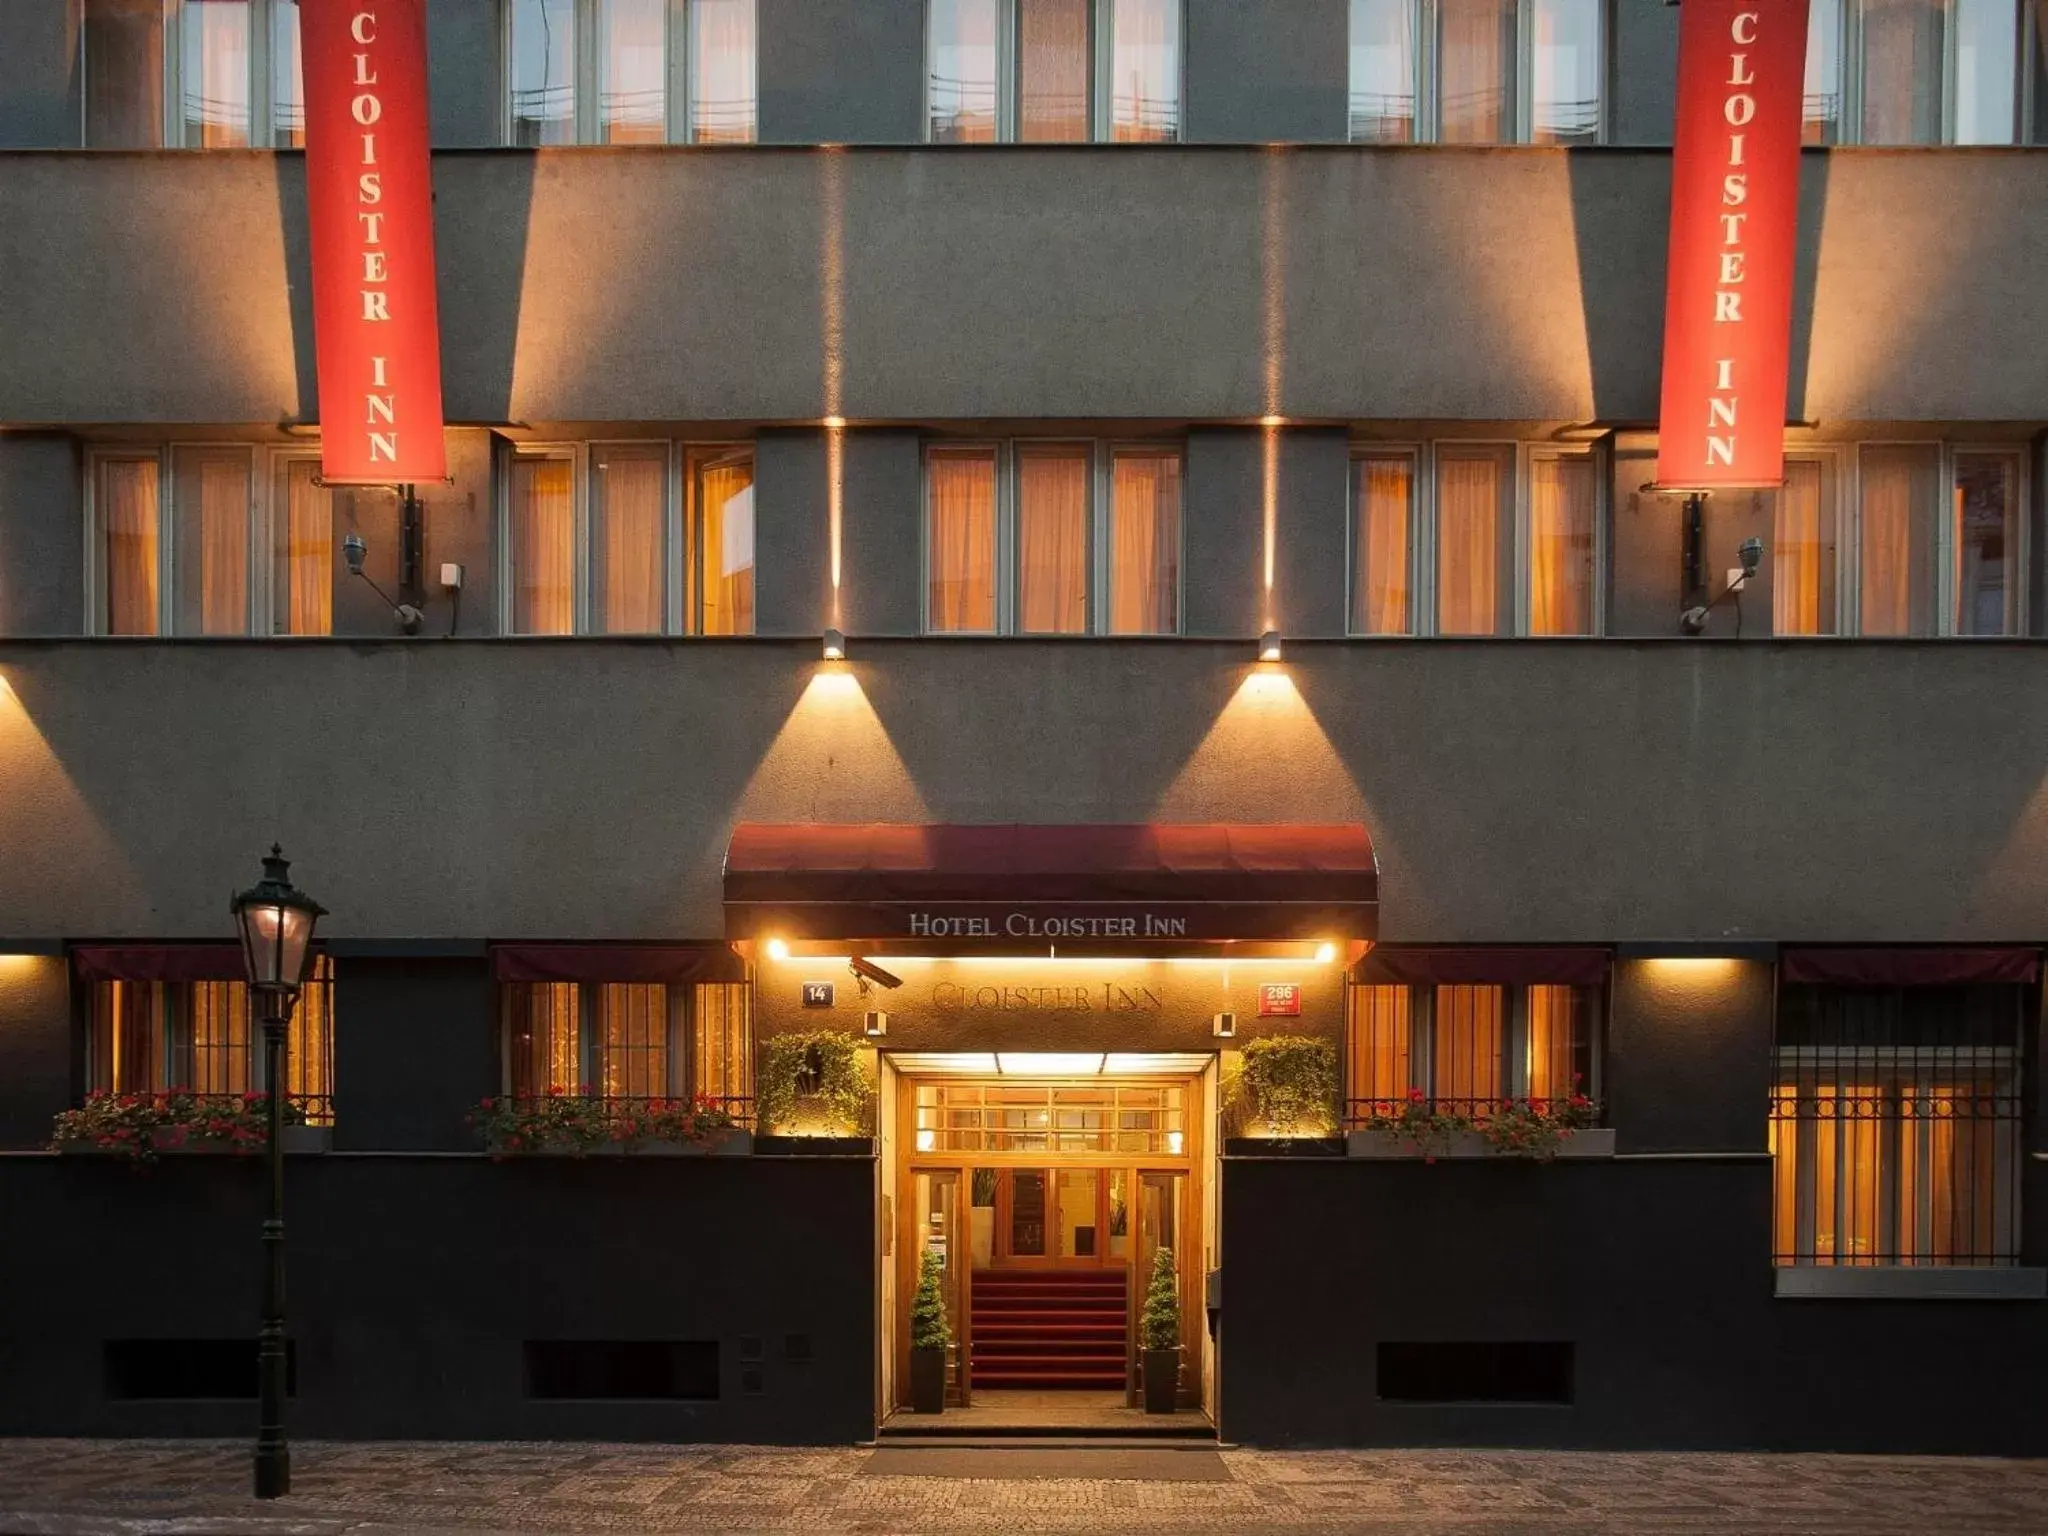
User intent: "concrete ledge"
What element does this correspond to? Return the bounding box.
[1774,1266,2047,1300]
[1346,1128,1616,1160]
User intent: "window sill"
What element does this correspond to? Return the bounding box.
[484,1129,755,1158]
[1774,1266,2046,1300]
[1346,1128,1615,1160]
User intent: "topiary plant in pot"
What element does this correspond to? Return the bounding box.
[909,1246,952,1414]
[1140,1244,1181,1413]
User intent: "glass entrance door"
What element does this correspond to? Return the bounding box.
[1132,1169,1187,1408]
[993,1167,1111,1265]
[912,1167,970,1405]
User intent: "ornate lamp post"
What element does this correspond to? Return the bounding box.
[230,846,326,1501]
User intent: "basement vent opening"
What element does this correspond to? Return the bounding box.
[105,1339,296,1401]
[523,1341,719,1401]
[1376,1341,1574,1405]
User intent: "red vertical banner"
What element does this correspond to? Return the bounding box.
[1655,0,1809,490]
[302,1,447,485]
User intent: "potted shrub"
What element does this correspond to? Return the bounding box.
[1224,1036,1342,1154]
[1141,1245,1181,1414]
[909,1247,951,1414]
[755,1030,875,1153]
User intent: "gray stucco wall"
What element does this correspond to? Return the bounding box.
[0,637,2044,944]
[1185,0,1350,144]
[1185,428,1350,637]
[0,434,82,637]
[427,0,507,149]
[0,2,77,149]
[5,147,2044,429]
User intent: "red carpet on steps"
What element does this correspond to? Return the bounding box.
[970,1269,1130,1390]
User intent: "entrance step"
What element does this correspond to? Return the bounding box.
[969,1268,1130,1391]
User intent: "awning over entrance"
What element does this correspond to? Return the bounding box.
[723,822,1377,945]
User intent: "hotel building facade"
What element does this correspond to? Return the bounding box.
[2,0,2047,1452]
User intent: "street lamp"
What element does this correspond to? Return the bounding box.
[230,845,326,1501]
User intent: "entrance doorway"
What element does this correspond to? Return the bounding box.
[883,1057,1213,1420]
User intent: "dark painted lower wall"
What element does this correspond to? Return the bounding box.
[1219,1158,2048,1455]
[0,1154,876,1442]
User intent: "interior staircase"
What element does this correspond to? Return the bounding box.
[969,1268,1129,1390]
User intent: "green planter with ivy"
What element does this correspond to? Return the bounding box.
[755,1030,875,1149]
[1225,1035,1342,1153]
[909,1246,952,1414]
[1141,1245,1182,1413]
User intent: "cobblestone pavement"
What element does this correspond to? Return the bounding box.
[1,1439,2046,1536]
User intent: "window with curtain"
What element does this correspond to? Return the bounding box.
[272,458,333,636]
[1350,452,1414,634]
[1857,444,1938,637]
[84,1,304,150]
[1345,982,1601,1118]
[170,446,253,637]
[927,446,1001,632]
[87,960,336,1125]
[1018,445,1091,634]
[1807,0,2022,144]
[1434,445,1511,636]
[1771,984,2023,1266]
[1439,0,1518,142]
[1527,453,1597,635]
[925,0,1175,142]
[1952,451,2022,636]
[591,444,668,634]
[97,456,162,635]
[1352,0,1606,143]
[1529,0,1601,143]
[1108,446,1180,634]
[693,447,756,636]
[501,980,756,1114]
[1771,457,1839,636]
[511,0,756,144]
[509,454,577,635]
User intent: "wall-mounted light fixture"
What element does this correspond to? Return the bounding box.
[342,533,425,635]
[864,1010,888,1038]
[821,628,846,661]
[765,937,791,962]
[1257,630,1283,662]
[1212,1011,1237,1038]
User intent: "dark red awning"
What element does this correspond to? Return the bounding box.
[72,945,251,983]
[723,823,1377,944]
[1780,947,2039,987]
[1351,946,1611,987]
[492,944,746,985]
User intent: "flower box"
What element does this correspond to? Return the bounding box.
[56,1126,331,1158]
[488,1127,754,1158]
[469,1093,745,1157]
[1347,1127,1617,1160]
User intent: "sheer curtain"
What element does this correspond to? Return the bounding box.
[510,0,577,146]
[601,0,669,144]
[1433,985,1503,1104]
[927,448,998,631]
[1109,448,1181,633]
[99,457,160,635]
[591,446,666,633]
[182,0,251,148]
[696,450,756,635]
[511,457,576,634]
[1525,986,1590,1100]
[85,0,165,148]
[185,981,253,1096]
[1530,0,1602,144]
[274,458,331,636]
[1858,445,1935,635]
[507,983,582,1095]
[1439,0,1516,143]
[931,0,1001,142]
[1345,985,1412,1103]
[270,0,304,145]
[599,984,671,1098]
[172,447,251,635]
[288,958,334,1123]
[1859,0,1945,143]
[1351,455,1412,634]
[1435,450,1503,635]
[1110,0,1180,141]
[1528,455,1596,636]
[1018,446,1090,633]
[691,0,757,144]
[91,981,168,1094]
[1022,0,1092,140]
[1349,0,1418,141]
[1952,452,2018,636]
[693,982,753,1103]
[1772,459,1836,635]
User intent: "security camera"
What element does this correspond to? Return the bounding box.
[1738,537,1764,578]
[848,956,904,991]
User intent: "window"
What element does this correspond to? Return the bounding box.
[1348,0,1604,144]
[1772,984,2023,1265]
[508,0,756,146]
[87,960,335,1125]
[1761,444,2027,636]
[1345,982,1602,1117]
[1805,0,2024,144]
[1349,443,1602,636]
[501,442,755,635]
[923,441,1181,634]
[926,0,1181,142]
[89,447,338,636]
[501,980,754,1110]
[83,0,304,149]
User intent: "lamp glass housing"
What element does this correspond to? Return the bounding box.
[230,847,326,994]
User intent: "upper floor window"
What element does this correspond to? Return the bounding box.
[924,441,1181,634]
[502,441,755,635]
[1804,0,2027,144]
[1346,981,1604,1120]
[508,0,757,146]
[87,960,335,1125]
[501,979,753,1110]
[927,0,1182,143]
[1759,443,2027,636]
[83,0,305,150]
[1350,442,1603,636]
[89,446,340,636]
[1772,981,2024,1266]
[1347,0,1604,144]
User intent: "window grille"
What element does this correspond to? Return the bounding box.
[500,979,755,1123]
[1345,982,1600,1123]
